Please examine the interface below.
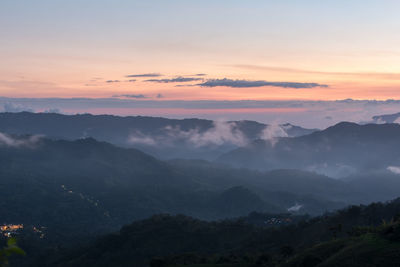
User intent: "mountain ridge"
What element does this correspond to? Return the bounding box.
[218,122,400,177]
[0,112,317,160]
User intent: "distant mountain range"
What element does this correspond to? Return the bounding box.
[372,111,400,123]
[0,112,317,160]
[218,122,400,177]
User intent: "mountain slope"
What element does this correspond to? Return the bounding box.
[44,198,400,267]
[1,135,325,245]
[218,122,400,177]
[2,133,399,265]
[283,224,400,267]
[0,112,317,160]
[372,111,400,123]
[1,132,395,234]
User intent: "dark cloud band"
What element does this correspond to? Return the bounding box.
[112,94,147,99]
[198,78,328,88]
[125,73,162,78]
[145,77,203,83]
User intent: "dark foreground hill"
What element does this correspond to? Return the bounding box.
[38,198,400,267]
[283,227,400,267]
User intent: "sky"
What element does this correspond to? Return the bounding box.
[1,1,400,126]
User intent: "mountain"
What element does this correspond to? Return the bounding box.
[167,160,358,213]
[3,132,400,266]
[41,198,400,267]
[0,136,178,244]
[0,134,351,244]
[372,112,400,123]
[2,132,395,231]
[283,226,400,267]
[2,131,399,228]
[0,112,317,160]
[218,122,400,177]
[207,186,281,218]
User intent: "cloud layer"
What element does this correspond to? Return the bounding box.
[113,94,147,99]
[128,121,250,148]
[128,121,292,148]
[0,132,42,148]
[388,166,400,175]
[128,121,248,148]
[198,78,328,88]
[125,73,162,78]
[3,102,34,113]
[260,123,289,146]
[145,77,203,83]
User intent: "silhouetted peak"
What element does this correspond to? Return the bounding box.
[325,121,360,131]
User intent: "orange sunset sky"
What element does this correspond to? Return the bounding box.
[1,1,400,100]
[1,0,400,128]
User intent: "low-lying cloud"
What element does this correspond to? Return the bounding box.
[0,132,42,148]
[2,103,62,114]
[128,132,157,146]
[198,78,328,88]
[260,123,289,146]
[288,203,303,212]
[388,166,400,174]
[128,121,248,148]
[127,121,294,148]
[3,103,34,113]
[307,163,357,178]
[43,108,62,113]
[179,121,247,147]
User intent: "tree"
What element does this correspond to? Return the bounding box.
[280,245,294,258]
[0,238,25,267]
